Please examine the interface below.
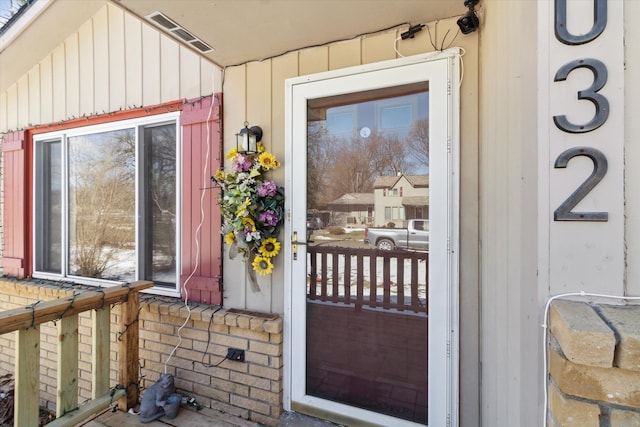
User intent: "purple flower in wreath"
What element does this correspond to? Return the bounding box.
[259,209,279,226]
[257,180,278,197]
[233,154,252,172]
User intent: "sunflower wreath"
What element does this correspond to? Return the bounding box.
[211,143,285,291]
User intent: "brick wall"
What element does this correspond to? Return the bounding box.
[548,300,640,427]
[0,278,283,425]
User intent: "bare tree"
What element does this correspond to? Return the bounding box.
[69,130,135,279]
[368,131,414,176]
[307,125,339,209]
[406,118,429,168]
[306,119,428,208]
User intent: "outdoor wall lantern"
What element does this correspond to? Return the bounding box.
[236,122,263,154]
[457,0,480,34]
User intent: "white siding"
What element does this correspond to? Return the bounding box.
[40,55,53,124]
[479,1,541,426]
[65,33,80,118]
[78,18,95,114]
[141,22,161,106]
[27,67,40,124]
[124,12,143,107]
[222,16,480,426]
[93,5,109,114]
[624,0,640,296]
[160,35,180,102]
[108,4,126,110]
[0,3,220,132]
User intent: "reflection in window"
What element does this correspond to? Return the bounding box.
[35,140,62,274]
[380,104,412,129]
[326,106,356,136]
[142,124,177,285]
[305,81,430,423]
[68,130,136,280]
[34,117,178,288]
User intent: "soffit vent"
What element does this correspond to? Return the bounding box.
[145,11,214,53]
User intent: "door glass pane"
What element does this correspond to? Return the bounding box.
[306,83,429,424]
[68,129,136,281]
[143,124,177,285]
[35,140,62,273]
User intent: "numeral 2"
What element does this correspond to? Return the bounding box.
[554,146,608,221]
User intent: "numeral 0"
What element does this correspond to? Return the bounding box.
[555,0,607,46]
[554,147,608,221]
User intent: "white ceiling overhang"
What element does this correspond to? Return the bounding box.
[0,0,109,93]
[0,0,468,93]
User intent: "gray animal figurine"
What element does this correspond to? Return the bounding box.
[139,373,175,423]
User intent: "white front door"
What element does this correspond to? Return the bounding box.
[284,51,460,427]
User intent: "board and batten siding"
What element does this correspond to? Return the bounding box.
[222,16,480,427]
[0,3,223,303]
[0,3,221,133]
[479,1,541,425]
[623,0,640,296]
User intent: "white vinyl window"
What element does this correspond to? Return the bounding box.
[33,113,180,294]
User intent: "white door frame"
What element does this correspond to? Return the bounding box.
[283,50,460,427]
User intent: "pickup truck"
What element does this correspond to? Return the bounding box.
[364,219,429,251]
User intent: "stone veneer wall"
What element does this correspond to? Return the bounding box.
[0,278,283,425]
[549,300,640,427]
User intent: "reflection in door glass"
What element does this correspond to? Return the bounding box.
[305,83,429,424]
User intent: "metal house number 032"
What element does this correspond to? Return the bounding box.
[553,0,610,222]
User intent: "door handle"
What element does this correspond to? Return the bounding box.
[291,231,307,260]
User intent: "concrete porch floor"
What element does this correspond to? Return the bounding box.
[77,405,341,427]
[78,405,261,427]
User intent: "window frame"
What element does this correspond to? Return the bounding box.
[285,50,461,427]
[31,112,182,296]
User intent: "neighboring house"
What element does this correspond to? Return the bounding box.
[1,1,640,427]
[373,174,428,227]
[326,192,374,225]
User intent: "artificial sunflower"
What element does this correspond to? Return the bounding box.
[214,169,226,181]
[242,217,256,231]
[252,255,274,275]
[212,145,284,286]
[225,232,235,245]
[258,152,277,169]
[259,237,281,258]
[235,197,251,216]
[225,148,238,159]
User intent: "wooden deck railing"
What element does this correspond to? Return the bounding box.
[0,280,153,427]
[307,246,427,314]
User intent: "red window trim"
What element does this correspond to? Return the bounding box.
[28,100,184,136]
[2,97,223,304]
